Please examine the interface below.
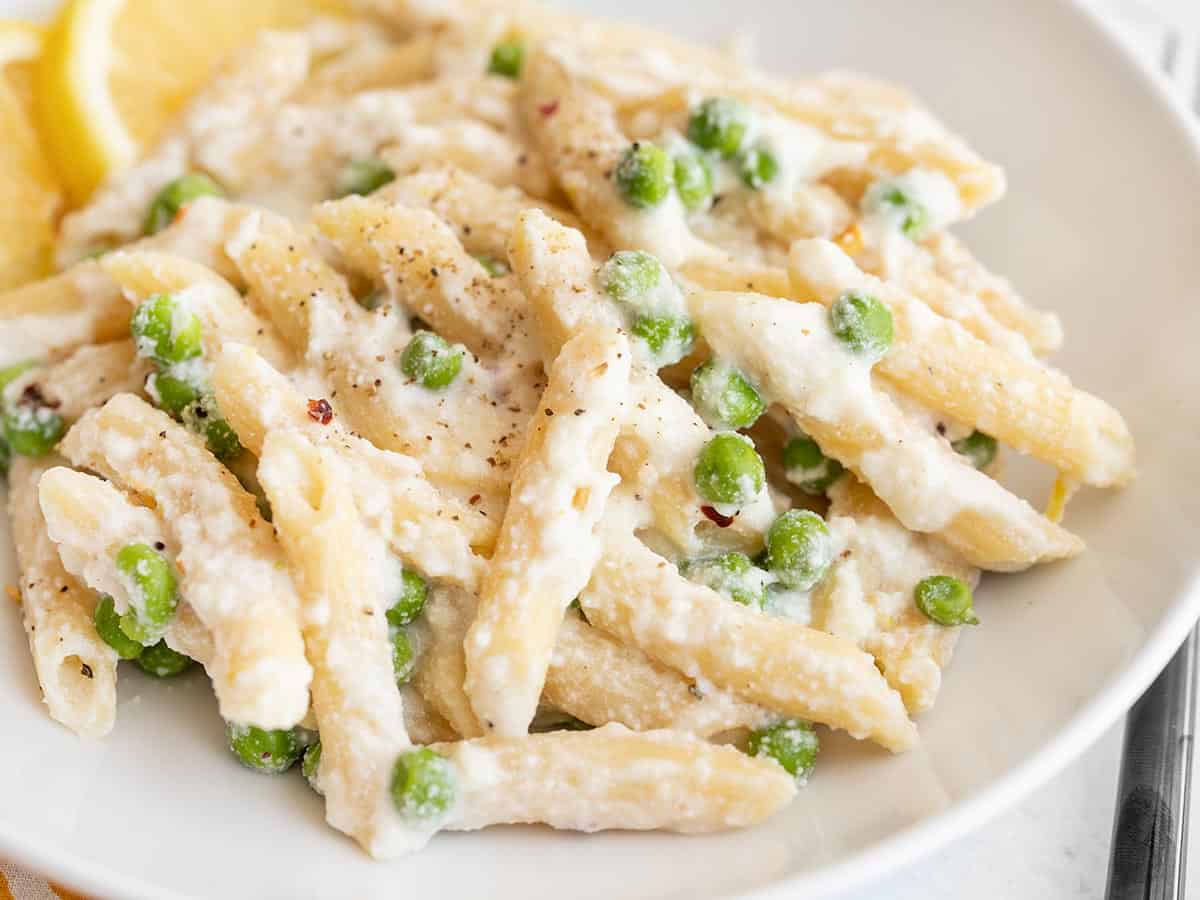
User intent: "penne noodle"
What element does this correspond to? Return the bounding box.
[433,724,796,834]
[379,165,588,260]
[0,262,131,361]
[820,477,976,714]
[258,429,417,858]
[38,466,214,666]
[379,120,555,200]
[100,250,293,370]
[510,208,780,554]
[410,583,485,739]
[226,209,530,505]
[788,239,1135,488]
[924,230,1064,355]
[314,196,534,360]
[464,325,630,736]
[60,394,312,729]
[9,457,118,738]
[688,288,1084,571]
[545,612,770,735]
[581,517,919,752]
[211,342,496,577]
[25,340,152,423]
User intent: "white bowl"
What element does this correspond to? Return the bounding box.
[3,0,1200,897]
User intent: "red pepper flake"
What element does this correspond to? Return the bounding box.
[306,398,334,425]
[700,506,736,528]
[538,99,560,117]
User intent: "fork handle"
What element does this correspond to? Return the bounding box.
[1106,629,1198,899]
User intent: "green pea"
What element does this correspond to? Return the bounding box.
[0,359,36,397]
[680,552,770,609]
[474,254,510,278]
[392,627,416,687]
[952,430,997,470]
[598,250,662,304]
[914,575,979,626]
[136,640,193,677]
[687,97,749,158]
[115,543,178,645]
[387,569,428,627]
[401,330,463,390]
[302,740,323,793]
[866,180,930,241]
[227,723,304,773]
[631,315,695,367]
[690,359,765,429]
[487,39,525,79]
[143,173,225,235]
[203,415,243,461]
[93,595,144,661]
[694,432,766,506]
[829,291,893,362]
[782,435,845,495]
[614,142,672,209]
[738,144,779,190]
[673,150,713,211]
[747,720,819,783]
[765,509,833,590]
[3,406,64,457]
[335,158,396,198]
[130,294,203,366]
[391,747,456,820]
[150,371,200,417]
[180,393,243,460]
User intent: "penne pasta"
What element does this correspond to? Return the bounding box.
[820,477,976,714]
[258,429,416,858]
[434,724,796,834]
[9,457,118,738]
[379,165,588,260]
[580,514,919,752]
[211,342,496,578]
[38,466,214,666]
[687,289,1084,570]
[60,394,312,729]
[788,239,1135,488]
[545,612,770,736]
[464,325,630,736]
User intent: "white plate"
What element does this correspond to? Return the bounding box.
[3,0,1200,897]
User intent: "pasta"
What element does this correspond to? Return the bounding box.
[0,0,1133,857]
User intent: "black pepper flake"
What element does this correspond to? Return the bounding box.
[936,422,947,436]
[468,494,481,505]
[80,663,93,679]
[59,585,68,593]
[544,408,555,417]
[430,267,439,278]
[573,409,585,416]
[154,541,165,551]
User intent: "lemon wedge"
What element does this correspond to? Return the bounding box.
[36,0,339,204]
[0,21,62,291]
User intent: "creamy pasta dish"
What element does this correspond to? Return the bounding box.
[0,0,1135,858]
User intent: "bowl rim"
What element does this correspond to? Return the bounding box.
[3,1,1200,898]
